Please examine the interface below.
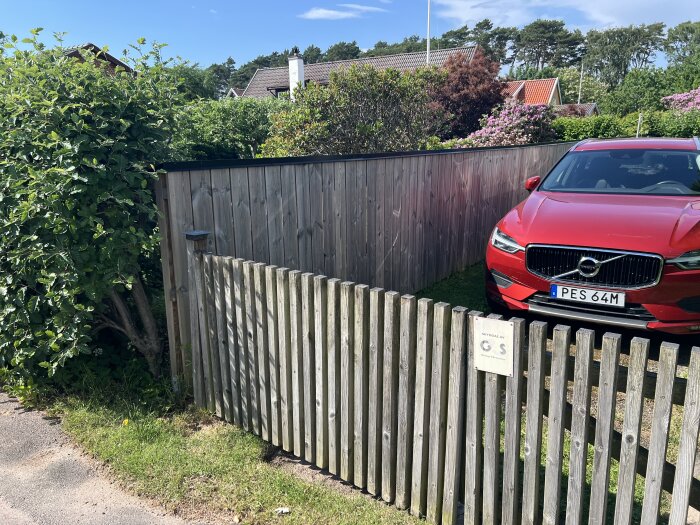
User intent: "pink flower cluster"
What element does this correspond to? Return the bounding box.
[445,100,556,149]
[662,87,700,112]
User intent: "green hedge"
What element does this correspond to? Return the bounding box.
[552,115,627,141]
[172,97,290,160]
[553,110,700,141]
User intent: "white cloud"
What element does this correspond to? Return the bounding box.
[338,3,389,12]
[299,7,361,20]
[209,8,218,14]
[379,0,392,3]
[432,0,696,29]
[300,3,389,20]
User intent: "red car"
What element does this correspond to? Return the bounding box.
[485,137,700,335]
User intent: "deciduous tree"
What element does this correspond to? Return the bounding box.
[431,50,504,137]
[513,19,584,71]
[585,24,665,88]
[666,21,700,65]
[260,65,445,156]
[324,41,361,62]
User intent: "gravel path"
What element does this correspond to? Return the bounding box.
[0,393,203,525]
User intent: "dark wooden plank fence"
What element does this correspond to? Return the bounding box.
[158,142,573,385]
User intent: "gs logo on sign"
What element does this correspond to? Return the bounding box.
[479,339,508,356]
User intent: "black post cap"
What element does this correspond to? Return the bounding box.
[185,230,210,241]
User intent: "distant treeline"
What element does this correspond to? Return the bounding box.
[178,19,700,105]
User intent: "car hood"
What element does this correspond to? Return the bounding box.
[500,191,700,257]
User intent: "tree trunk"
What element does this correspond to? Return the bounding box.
[101,276,164,377]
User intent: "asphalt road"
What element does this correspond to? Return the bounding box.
[0,393,202,525]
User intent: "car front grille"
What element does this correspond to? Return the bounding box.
[526,245,663,289]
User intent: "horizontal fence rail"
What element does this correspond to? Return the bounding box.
[187,244,700,525]
[156,142,574,385]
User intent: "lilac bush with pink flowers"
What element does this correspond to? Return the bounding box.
[439,100,557,149]
[662,87,700,111]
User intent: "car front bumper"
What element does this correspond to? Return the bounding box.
[485,244,700,335]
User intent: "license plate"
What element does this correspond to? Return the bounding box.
[550,285,625,308]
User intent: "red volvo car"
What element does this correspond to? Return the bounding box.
[485,137,700,335]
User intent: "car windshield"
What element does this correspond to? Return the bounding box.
[540,149,700,195]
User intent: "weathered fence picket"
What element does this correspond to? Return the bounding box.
[185,244,700,525]
[542,325,570,525]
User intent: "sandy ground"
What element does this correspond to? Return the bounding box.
[0,393,207,525]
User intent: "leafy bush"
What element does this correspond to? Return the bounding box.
[0,32,184,383]
[552,115,627,140]
[172,97,289,160]
[599,68,673,116]
[260,65,446,157]
[464,101,556,148]
[646,109,700,137]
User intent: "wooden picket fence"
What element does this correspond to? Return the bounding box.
[187,239,700,525]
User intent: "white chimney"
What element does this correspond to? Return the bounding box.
[288,51,304,101]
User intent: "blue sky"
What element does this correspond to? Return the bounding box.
[1,1,695,67]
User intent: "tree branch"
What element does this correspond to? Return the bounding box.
[130,277,159,346]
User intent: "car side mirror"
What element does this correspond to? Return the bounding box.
[525,176,541,192]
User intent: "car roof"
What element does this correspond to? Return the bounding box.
[572,137,699,152]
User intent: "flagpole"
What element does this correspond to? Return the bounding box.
[426,0,431,64]
[577,59,584,104]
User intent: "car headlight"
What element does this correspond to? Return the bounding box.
[491,228,525,254]
[668,250,700,270]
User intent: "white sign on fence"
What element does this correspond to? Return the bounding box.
[473,317,515,376]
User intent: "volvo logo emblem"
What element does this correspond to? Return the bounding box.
[577,256,601,277]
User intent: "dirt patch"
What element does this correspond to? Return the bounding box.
[268,450,360,497]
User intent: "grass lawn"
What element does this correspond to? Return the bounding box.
[417,262,489,313]
[49,386,419,525]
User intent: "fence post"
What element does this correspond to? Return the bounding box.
[185,230,210,406]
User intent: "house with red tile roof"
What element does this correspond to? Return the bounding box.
[503,78,562,106]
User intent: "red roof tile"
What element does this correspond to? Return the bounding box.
[503,78,558,105]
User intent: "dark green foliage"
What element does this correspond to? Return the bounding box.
[553,110,700,141]
[324,41,362,62]
[468,20,518,64]
[260,65,446,157]
[169,63,219,100]
[229,51,291,90]
[665,21,700,65]
[600,68,673,116]
[169,58,237,100]
[363,36,429,57]
[585,24,666,88]
[665,53,700,94]
[302,45,323,64]
[0,32,184,383]
[172,97,290,160]
[513,19,584,70]
[205,57,237,97]
[646,110,700,137]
